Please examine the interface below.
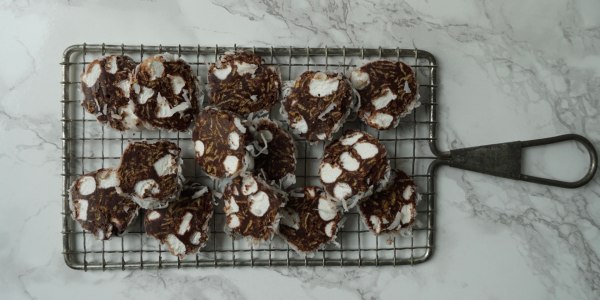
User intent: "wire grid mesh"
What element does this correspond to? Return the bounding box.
[61,44,438,269]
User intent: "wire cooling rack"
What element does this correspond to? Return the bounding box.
[61,44,439,270]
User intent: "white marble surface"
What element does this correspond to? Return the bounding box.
[1,0,599,299]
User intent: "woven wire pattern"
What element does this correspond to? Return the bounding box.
[61,44,438,269]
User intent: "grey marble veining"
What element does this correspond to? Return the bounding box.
[0,0,599,299]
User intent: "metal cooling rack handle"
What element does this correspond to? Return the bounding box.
[441,134,598,188]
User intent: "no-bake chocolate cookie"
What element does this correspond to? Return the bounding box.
[282,71,354,142]
[132,53,201,131]
[208,51,280,116]
[80,55,141,131]
[319,130,390,210]
[349,60,419,130]
[192,107,253,179]
[116,140,184,209]
[359,170,419,236]
[222,172,285,244]
[69,168,139,240]
[278,186,342,253]
[144,183,214,258]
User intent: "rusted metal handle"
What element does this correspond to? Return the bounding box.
[443,134,598,188]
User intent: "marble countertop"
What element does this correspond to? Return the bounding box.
[1,0,599,299]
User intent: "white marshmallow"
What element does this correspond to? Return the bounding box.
[371,88,397,110]
[228,131,240,150]
[117,79,131,96]
[234,61,258,76]
[194,140,205,157]
[169,75,186,95]
[370,215,382,234]
[228,214,240,228]
[76,199,88,221]
[291,117,308,134]
[153,154,177,177]
[370,112,393,128]
[166,234,186,256]
[320,163,342,184]
[318,197,338,221]
[190,232,202,245]
[388,211,402,230]
[340,152,360,171]
[106,56,118,74]
[350,70,370,90]
[138,87,155,104]
[333,182,352,200]
[134,179,160,197]
[249,191,270,217]
[233,117,247,133]
[223,155,240,175]
[308,72,339,97]
[97,169,119,189]
[148,60,164,80]
[177,212,193,235]
[324,221,336,238]
[353,142,379,159]
[156,94,190,118]
[147,211,161,221]
[403,185,414,200]
[213,65,232,80]
[78,176,96,196]
[340,132,363,146]
[226,196,240,213]
[401,203,414,225]
[241,175,258,196]
[82,63,102,87]
[403,81,411,94]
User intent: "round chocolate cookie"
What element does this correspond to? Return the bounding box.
[278,186,342,254]
[349,60,419,130]
[69,168,139,240]
[80,55,142,131]
[222,172,285,244]
[359,170,419,237]
[132,53,201,131]
[208,51,281,116]
[144,183,214,258]
[282,71,354,142]
[249,118,296,188]
[192,107,253,179]
[116,140,184,209]
[319,130,390,210]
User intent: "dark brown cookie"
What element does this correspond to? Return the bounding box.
[282,71,354,142]
[350,60,419,130]
[80,55,142,131]
[69,168,139,240]
[132,53,201,131]
[278,186,342,253]
[222,172,285,243]
[359,170,418,236]
[116,140,184,209]
[144,183,214,258]
[249,118,296,188]
[192,107,252,179]
[319,130,390,210]
[208,51,281,116]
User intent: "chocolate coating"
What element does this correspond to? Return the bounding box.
[350,60,418,130]
[282,71,353,142]
[132,54,200,131]
[359,170,418,235]
[144,183,214,258]
[69,168,139,240]
[250,118,296,185]
[208,52,281,116]
[222,172,284,242]
[117,140,184,209]
[192,107,252,179]
[278,186,342,253]
[81,55,141,131]
[319,130,390,209]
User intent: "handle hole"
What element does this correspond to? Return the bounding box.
[522,140,592,182]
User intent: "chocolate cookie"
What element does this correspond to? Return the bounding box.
[192,107,253,179]
[132,53,201,131]
[144,183,214,258]
[80,55,142,131]
[359,170,419,236]
[116,140,184,209]
[208,51,281,116]
[282,71,354,142]
[278,186,342,253]
[319,130,390,210]
[222,172,285,244]
[69,168,139,240]
[249,118,296,188]
[349,60,419,130]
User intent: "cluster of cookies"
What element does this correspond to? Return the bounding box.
[70,51,421,258]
